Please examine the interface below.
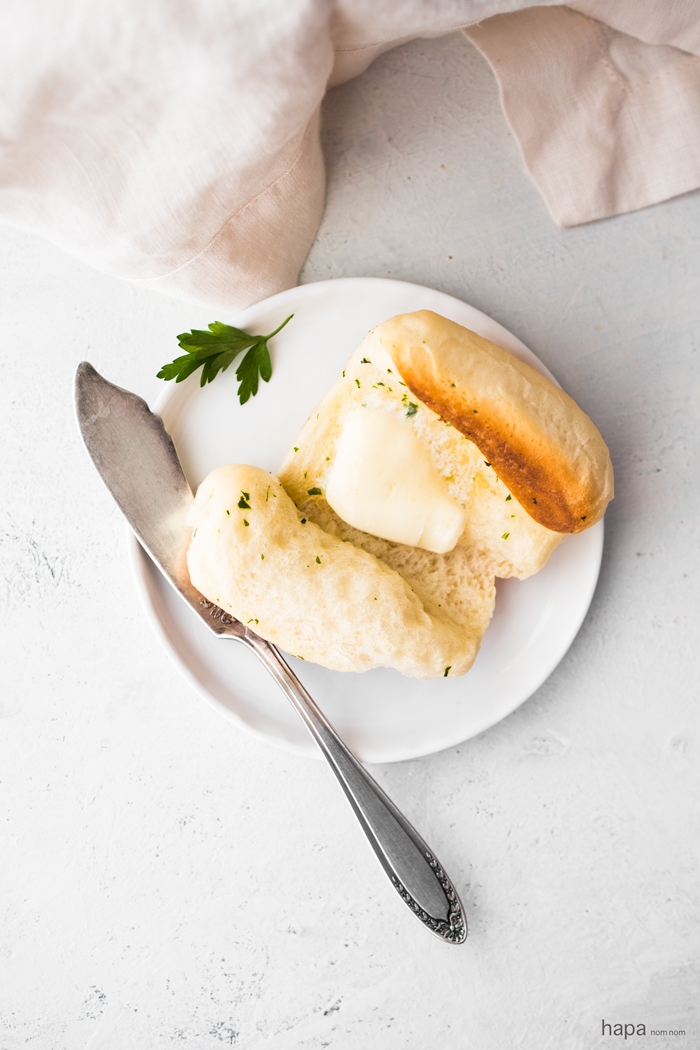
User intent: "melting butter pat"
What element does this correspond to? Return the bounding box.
[326,408,467,553]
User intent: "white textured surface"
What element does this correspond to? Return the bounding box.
[1,31,699,1050]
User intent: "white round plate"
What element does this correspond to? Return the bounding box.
[129,278,603,764]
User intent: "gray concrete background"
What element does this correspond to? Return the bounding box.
[1,30,699,1050]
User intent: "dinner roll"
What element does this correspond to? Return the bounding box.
[375,311,613,533]
[190,311,613,679]
[187,464,484,678]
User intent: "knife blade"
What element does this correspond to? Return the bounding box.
[75,361,242,636]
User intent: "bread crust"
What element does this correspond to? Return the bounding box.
[371,311,613,533]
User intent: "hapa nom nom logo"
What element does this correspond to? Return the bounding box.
[602,1020,686,1039]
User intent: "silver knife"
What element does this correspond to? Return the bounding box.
[74,361,467,944]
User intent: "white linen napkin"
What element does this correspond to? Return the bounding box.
[0,0,698,312]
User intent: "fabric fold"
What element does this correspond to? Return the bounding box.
[130,110,326,311]
[465,7,700,227]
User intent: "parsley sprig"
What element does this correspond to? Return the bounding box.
[157,314,293,404]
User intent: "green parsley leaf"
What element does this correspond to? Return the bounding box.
[157,313,293,405]
[406,402,418,417]
[444,666,451,677]
[505,494,512,501]
[307,487,322,496]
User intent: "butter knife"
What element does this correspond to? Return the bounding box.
[74,362,467,944]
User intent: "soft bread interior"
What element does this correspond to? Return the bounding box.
[278,324,567,583]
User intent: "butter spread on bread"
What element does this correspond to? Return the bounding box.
[188,310,613,679]
[326,407,467,553]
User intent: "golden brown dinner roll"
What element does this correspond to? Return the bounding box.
[374,311,613,533]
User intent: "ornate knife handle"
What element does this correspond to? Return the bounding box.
[239,628,467,944]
